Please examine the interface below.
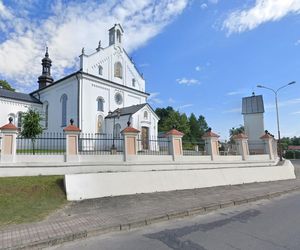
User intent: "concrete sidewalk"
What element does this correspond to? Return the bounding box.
[1,160,300,250]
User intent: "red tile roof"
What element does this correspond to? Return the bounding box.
[0,123,18,130]
[232,133,248,139]
[122,127,140,133]
[260,133,273,139]
[165,129,184,136]
[63,124,81,132]
[288,145,300,150]
[202,131,219,138]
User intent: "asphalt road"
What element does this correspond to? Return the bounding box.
[49,188,300,250]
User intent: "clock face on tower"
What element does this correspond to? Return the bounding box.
[114,93,123,105]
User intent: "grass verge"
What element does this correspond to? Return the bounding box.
[0,175,67,227]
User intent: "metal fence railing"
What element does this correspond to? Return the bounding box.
[182,140,206,156]
[137,135,170,155]
[16,133,66,155]
[78,133,123,155]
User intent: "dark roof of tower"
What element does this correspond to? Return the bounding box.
[0,88,42,104]
[242,94,264,114]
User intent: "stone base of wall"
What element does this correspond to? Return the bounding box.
[64,160,295,201]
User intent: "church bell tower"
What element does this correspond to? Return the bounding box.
[109,24,124,47]
[38,47,54,89]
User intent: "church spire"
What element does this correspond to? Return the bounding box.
[38,47,54,89]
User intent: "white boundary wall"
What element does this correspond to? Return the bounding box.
[65,160,295,201]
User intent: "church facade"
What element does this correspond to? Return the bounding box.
[0,24,159,150]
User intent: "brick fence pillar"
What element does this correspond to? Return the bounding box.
[202,128,220,161]
[260,131,275,160]
[63,119,81,162]
[233,133,249,160]
[0,117,18,163]
[121,125,140,162]
[166,128,184,161]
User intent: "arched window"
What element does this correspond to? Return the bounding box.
[44,102,49,129]
[117,30,122,43]
[17,112,23,129]
[114,123,121,139]
[98,65,103,75]
[97,97,104,112]
[114,62,122,79]
[97,115,104,133]
[144,111,148,119]
[60,94,67,127]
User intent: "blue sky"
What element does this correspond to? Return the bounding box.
[0,0,300,139]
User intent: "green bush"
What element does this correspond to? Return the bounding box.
[284,150,300,159]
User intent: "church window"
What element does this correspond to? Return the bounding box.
[17,112,23,129]
[44,102,49,129]
[144,111,148,119]
[60,94,67,127]
[97,115,104,133]
[117,30,121,43]
[98,66,103,76]
[97,97,104,112]
[114,62,122,79]
[114,93,123,105]
[132,78,136,87]
[114,123,121,139]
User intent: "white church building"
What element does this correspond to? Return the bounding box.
[0,24,159,150]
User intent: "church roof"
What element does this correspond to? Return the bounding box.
[0,88,42,104]
[106,103,148,118]
[242,94,264,114]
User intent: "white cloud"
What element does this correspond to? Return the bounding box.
[0,0,188,91]
[168,97,175,103]
[195,65,202,71]
[265,98,300,110]
[148,92,163,104]
[223,108,241,113]
[295,40,300,46]
[226,89,248,96]
[176,103,193,110]
[200,3,207,10]
[291,111,300,115]
[176,77,200,86]
[223,0,300,34]
[208,0,218,4]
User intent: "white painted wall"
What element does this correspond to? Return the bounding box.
[81,75,147,134]
[80,42,145,92]
[244,113,264,141]
[0,97,42,128]
[64,160,295,200]
[33,76,79,133]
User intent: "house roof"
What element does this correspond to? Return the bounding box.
[0,88,42,104]
[105,103,150,118]
[242,94,264,114]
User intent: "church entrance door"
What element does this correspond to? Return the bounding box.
[141,127,149,150]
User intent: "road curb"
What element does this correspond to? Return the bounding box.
[6,186,300,250]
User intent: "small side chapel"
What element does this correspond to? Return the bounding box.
[0,24,159,149]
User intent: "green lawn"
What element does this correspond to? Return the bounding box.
[0,176,67,227]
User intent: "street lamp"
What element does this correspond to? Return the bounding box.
[257,81,296,161]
